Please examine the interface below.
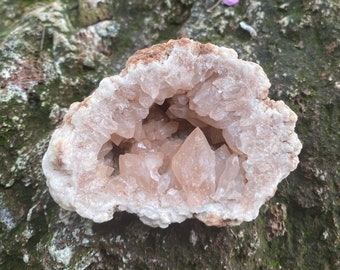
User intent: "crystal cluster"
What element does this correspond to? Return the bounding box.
[42,38,302,228]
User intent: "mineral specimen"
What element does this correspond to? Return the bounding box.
[42,38,302,228]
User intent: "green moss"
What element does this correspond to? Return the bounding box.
[0,0,54,41]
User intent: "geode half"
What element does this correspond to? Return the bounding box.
[42,38,302,228]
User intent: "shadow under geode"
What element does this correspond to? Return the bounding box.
[92,211,223,236]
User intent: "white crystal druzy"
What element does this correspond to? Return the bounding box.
[42,39,302,228]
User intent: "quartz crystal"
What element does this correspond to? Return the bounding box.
[42,38,302,228]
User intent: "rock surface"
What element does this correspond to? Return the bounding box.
[42,39,301,228]
[0,0,339,269]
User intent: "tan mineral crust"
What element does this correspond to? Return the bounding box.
[42,38,302,228]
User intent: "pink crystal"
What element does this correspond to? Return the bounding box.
[172,127,216,207]
[42,38,302,228]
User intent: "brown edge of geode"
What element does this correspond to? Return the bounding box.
[122,38,218,75]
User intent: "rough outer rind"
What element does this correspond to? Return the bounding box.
[42,38,302,228]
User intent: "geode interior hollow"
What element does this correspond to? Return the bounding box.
[42,38,302,228]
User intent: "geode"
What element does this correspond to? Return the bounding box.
[42,38,302,228]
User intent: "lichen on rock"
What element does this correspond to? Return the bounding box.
[42,38,302,228]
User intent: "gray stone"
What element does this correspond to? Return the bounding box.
[0,0,339,269]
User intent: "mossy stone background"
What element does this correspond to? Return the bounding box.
[0,0,339,269]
